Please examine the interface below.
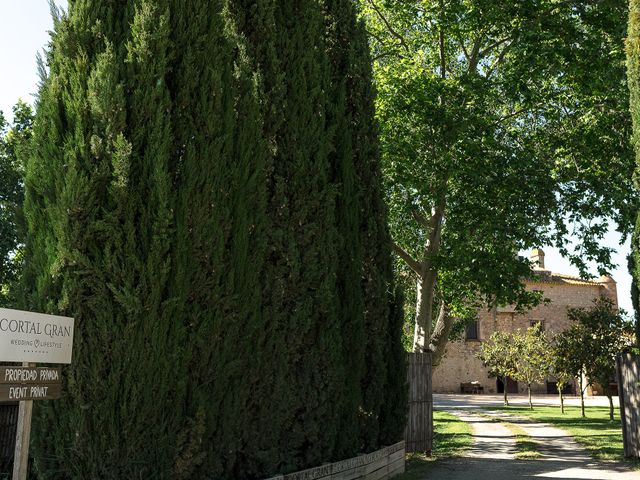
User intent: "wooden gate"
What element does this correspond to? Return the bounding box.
[617,353,640,458]
[405,352,432,453]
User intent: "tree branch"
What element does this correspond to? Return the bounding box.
[366,0,410,54]
[426,178,448,255]
[438,0,446,80]
[492,105,539,126]
[479,36,512,59]
[411,209,430,228]
[458,37,471,62]
[485,41,511,78]
[429,302,455,367]
[392,242,422,275]
[373,51,403,62]
[467,37,482,73]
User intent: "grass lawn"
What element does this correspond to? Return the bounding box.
[503,421,541,460]
[476,411,541,460]
[487,404,634,465]
[400,410,473,479]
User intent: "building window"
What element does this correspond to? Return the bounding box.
[466,320,479,340]
[529,319,545,332]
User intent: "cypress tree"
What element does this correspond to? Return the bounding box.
[24,3,187,477]
[321,0,405,453]
[629,0,640,345]
[224,0,347,474]
[322,0,366,457]
[22,0,404,478]
[23,1,267,478]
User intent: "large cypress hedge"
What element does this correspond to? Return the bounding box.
[22,1,405,479]
[630,0,640,343]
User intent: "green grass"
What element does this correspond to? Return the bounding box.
[399,410,473,479]
[430,410,474,459]
[487,405,632,464]
[476,412,541,460]
[504,422,541,460]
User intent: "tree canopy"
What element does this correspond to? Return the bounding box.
[361,0,636,358]
[511,324,551,410]
[566,297,634,419]
[0,101,32,306]
[477,330,517,405]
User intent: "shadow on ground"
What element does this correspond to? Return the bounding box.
[399,455,638,480]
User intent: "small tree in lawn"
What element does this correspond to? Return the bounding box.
[512,324,551,410]
[551,340,579,414]
[478,331,517,406]
[568,297,634,420]
[555,322,593,418]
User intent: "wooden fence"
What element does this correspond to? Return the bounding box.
[264,441,405,480]
[405,352,432,453]
[617,353,640,458]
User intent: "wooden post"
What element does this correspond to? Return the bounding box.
[13,362,35,480]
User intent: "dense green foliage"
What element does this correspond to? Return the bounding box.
[564,297,634,419]
[629,0,640,340]
[0,101,32,306]
[550,341,576,414]
[477,330,517,406]
[510,324,551,410]
[479,324,552,409]
[22,1,404,479]
[361,0,636,358]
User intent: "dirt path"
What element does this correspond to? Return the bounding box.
[411,410,639,479]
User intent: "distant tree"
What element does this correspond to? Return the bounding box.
[567,297,634,420]
[0,100,32,306]
[550,341,576,414]
[555,323,591,418]
[512,324,551,410]
[478,331,516,406]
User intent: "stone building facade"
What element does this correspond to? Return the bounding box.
[432,249,618,395]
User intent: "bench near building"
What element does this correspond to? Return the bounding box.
[432,249,618,395]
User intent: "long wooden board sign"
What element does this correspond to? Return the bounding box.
[0,383,61,401]
[0,367,61,384]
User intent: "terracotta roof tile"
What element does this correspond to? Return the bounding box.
[527,271,601,286]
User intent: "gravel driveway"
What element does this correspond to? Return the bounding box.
[406,395,640,479]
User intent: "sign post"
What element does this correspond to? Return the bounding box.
[13,362,34,480]
[0,308,74,480]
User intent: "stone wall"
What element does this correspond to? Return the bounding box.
[432,273,615,394]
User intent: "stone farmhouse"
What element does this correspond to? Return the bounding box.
[432,249,618,395]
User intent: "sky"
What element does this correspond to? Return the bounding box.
[0,1,634,314]
[0,1,65,123]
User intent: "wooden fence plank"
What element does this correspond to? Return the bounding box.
[262,442,405,480]
[405,352,433,453]
[362,465,387,480]
[617,353,640,458]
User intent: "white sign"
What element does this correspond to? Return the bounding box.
[0,308,74,364]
